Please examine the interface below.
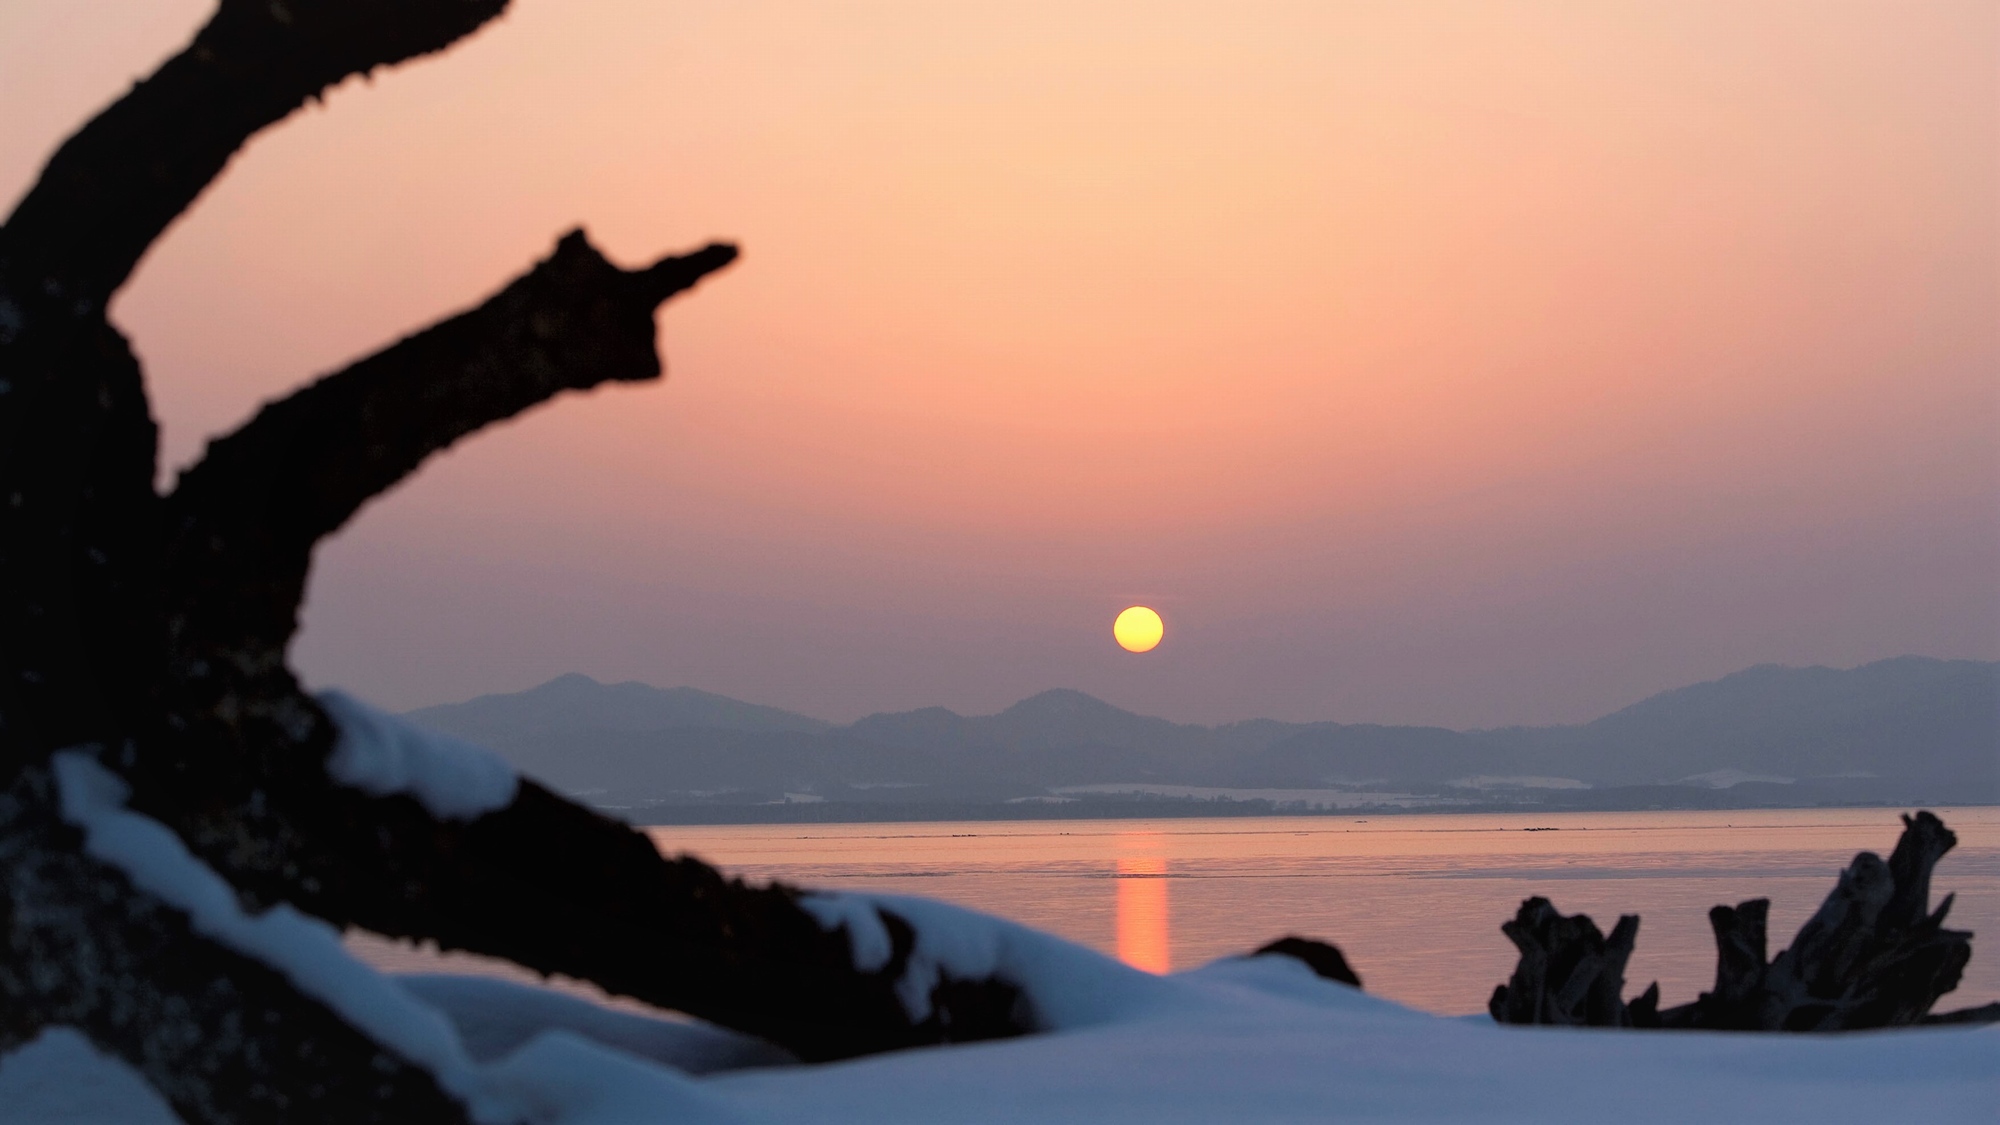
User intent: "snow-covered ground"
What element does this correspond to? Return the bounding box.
[1,943,1992,1123]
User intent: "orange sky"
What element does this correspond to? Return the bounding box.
[3,0,1993,724]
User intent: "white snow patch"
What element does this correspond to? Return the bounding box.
[320,690,518,819]
[805,891,1171,1027]
[399,974,793,1073]
[1449,775,1592,790]
[798,893,895,972]
[0,1028,178,1124]
[1053,783,1455,809]
[477,1031,738,1125]
[1679,768,1795,789]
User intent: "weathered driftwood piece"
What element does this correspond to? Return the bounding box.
[1,0,1028,1117]
[1490,811,1994,1031]
[1487,899,1642,1026]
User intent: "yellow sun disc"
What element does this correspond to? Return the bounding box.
[1113,606,1164,653]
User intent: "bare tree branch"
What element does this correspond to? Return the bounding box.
[163,232,735,666]
[4,0,507,305]
[0,0,513,770]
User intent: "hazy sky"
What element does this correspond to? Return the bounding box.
[4,1,1993,725]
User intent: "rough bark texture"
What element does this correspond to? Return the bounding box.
[0,770,465,1124]
[0,0,1029,1117]
[1489,811,1994,1031]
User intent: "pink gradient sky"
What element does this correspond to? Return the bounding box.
[4,1,1994,724]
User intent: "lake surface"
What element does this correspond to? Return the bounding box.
[350,806,2000,1018]
[653,807,2000,1016]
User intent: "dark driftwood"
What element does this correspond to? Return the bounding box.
[1488,900,1642,1027]
[1490,811,1994,1031]
[0,1,1027,1117]
[1254,936,1363,988]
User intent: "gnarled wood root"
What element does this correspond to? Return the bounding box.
[1490,811,1993,1031]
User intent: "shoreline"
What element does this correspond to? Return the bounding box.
[619,795,1999,827]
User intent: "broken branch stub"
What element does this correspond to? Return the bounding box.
[159,233,736,731]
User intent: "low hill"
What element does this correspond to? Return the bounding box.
[400,658,1999,820]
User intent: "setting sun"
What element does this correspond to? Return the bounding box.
[1113,606,1164,653]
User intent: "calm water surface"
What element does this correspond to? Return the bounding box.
[651,807,2000,1015]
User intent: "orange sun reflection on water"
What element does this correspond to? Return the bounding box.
[1115,855,1171,974]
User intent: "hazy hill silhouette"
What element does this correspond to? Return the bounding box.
[1566,656,1995,785]
[404,657,1999,818]
[411,672,829,743]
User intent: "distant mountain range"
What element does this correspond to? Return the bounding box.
[404,657,2000,822]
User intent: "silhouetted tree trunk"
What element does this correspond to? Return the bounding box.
[1489,811,1995,1031]
[0,1,1027,1118]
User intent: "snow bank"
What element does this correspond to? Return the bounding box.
[0,1025,741,1125]
[477,1031,737,1125]
[798,894,895,972]
[0,1029,179,1125]
[705,955,1999,1124]
[319,690,518,819]
[400,974,794,1073]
